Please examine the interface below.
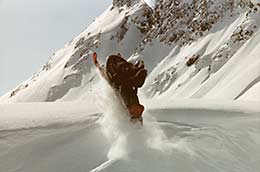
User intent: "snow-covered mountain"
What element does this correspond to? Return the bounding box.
[1,1,260,172]
[1,0,260,102]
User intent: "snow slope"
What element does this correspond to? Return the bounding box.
[1,98,260,172]
[1,0,260,171]
[1,0,260,102]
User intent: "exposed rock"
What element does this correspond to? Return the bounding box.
[186,55,200,67]
[113,0,138,7]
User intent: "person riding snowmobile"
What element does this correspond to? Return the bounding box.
[92,52,147,119]
[105,54,147,119]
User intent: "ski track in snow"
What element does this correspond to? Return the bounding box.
[1,81,260,172]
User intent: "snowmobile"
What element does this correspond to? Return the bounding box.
[92,52,147,124]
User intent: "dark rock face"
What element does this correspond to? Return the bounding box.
[139,0,255,46]
[113,0,138,7]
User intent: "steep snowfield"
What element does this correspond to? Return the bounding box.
[1,0,260,102]
[143,4,260,101]
[1,0,260,171]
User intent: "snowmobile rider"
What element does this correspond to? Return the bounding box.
[105,54,147,119]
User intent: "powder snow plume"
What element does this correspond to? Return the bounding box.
[96,78,190,163]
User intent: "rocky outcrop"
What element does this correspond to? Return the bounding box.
[140,0,256,47]
[113,0,138,7]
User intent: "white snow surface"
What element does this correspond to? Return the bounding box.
[143,0,157,8]
[1,0,260,171]
[1,88,260,172]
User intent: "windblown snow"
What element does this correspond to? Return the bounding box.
[1,0,260,171]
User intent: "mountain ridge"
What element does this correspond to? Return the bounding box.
[1,0,260,102]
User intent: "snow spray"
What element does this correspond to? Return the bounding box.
[96,78,188,161]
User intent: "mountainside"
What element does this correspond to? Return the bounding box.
[1,1,260,172]
[1,0,260,102]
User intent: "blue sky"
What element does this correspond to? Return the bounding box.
[0,0,111,96]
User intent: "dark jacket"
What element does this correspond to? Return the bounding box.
[106,55,147,89]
